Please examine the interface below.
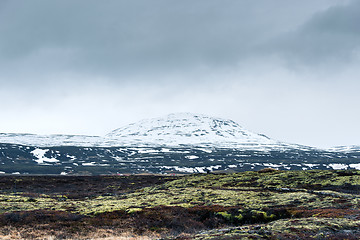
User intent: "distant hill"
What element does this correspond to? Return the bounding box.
[0,113,359,174]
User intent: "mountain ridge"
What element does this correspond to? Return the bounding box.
[1,113,277,148]
[0,113,358,153]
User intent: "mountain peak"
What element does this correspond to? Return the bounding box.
[106,113,274,147]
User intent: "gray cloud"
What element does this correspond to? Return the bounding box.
[266,0,360,69]
[0,0,349,83]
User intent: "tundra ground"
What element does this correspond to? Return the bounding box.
[0,170,360,239]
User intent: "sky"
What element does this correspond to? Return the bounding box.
[0,0,359,148]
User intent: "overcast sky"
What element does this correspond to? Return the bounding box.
[0,0,359,148]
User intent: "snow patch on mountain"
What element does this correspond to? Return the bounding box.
[31,149,59,164]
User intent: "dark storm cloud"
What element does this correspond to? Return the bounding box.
[0,0,350,84]
[266,0,360,68]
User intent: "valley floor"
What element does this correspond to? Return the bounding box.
[0,170,360,239]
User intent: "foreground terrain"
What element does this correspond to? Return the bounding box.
[0,170,360,239]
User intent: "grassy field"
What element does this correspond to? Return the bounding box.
[0,169,360,239]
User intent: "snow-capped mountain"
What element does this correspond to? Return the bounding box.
[326,145,360,153]
[0,113,309,150]
[0,113,359,175]
[0,133,103,147]
[107,113,280,148]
